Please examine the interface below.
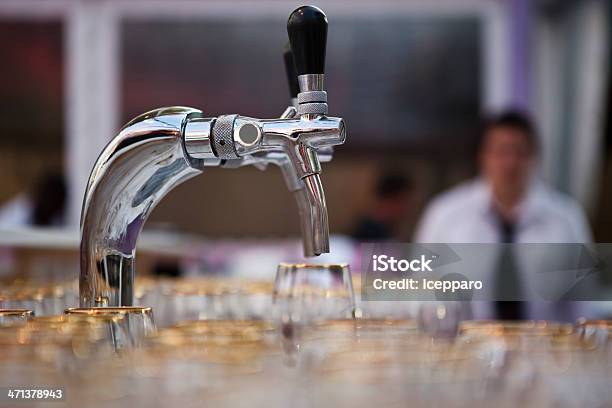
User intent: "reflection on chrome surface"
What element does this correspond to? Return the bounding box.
[80,6,345,307]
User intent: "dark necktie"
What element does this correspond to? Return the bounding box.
[494,217,525,320]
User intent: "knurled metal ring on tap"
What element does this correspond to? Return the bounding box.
[297,91,327,104]
[211,114,239,159]
[298,102,328,115]
[297,90,328,115]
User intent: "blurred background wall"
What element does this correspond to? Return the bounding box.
[0,0,609,240]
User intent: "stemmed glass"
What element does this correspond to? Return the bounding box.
[273,263,356,324]
[272,263,355,365]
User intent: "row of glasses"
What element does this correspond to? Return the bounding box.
[302,330,493,407]
[0,317,607,407]
[302,318,612,407]
[1,297,612,404]
[3,261,612,406]
[0,280,78,316]
[456,319,612,407]
[136,277,275,327]
[1,262,356,335]
[129,318,285,407]
[0,305,159,400]
[0,313,122,389]
[133,262,355,329]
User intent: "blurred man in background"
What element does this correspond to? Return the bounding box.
[415,110,593,320]
[0,173,66,227]
[352,172,413,242]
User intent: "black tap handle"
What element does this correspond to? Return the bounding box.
[287,5,327,76]
[283,42,300,98]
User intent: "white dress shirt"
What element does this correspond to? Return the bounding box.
[415,178,591,244]
[414,178,596,321]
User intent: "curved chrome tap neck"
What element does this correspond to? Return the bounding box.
[80,107,202,307]
[80,105,345,306]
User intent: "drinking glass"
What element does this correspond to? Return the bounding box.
[153,278,240,326]
[417,301,473,338]
[0,314,122,376]
[0,309,33,326]
[273,263,355,325]
[65,307,156,349]
[459,320,575,341]
[576,319,612,349]
[272,263,355,365]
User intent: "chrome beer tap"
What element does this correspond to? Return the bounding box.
[79,6,345,307]
[272,41,336,258]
